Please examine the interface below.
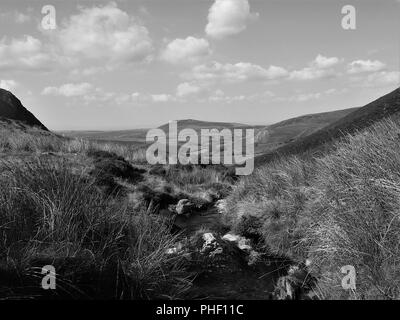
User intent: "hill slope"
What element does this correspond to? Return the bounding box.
[0,89,48,131]
[255,107,359,154]
[255,87,400,164]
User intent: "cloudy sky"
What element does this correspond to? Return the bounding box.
[0,0,399,130]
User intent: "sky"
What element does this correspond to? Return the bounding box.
[0,0,399,130]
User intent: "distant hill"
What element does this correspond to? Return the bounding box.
[255,107,359,155]
[255,87,400,165]
[158,119,262,132]
[61,110,364,154]
[59,129,149,147]
[61,120,265,148]
[0,89,48,131]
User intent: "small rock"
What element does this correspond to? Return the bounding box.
[165,242,184,255]
[222,233,253,251]
[201,233,217,253]
[176,199,195,215]
[221,233,240,242]
[237,238,252,251]
[201,232,223,257]
[215,199,227,214]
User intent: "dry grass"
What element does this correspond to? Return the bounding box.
[0,122,148,165]
[0,157,191,299]
[225,118,400,299]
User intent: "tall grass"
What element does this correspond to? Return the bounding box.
[0,157,190,299]
[225,118,400,299]
[0,124,148,165]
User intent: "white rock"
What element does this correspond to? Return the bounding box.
[165,242,183,255]
[238,238,252,251]
[215,199,227,214]
[221,233,240,242]
[176,199,194,215]
[203,232,216,244]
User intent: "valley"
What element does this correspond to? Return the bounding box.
[1,87,400,300]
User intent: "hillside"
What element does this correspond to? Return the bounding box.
[60,110,355,155]
[0,89,48,131]
[255,87,400,164]
[255,107,359,154]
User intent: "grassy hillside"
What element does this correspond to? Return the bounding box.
[256,87,400,164]
[255,107,358,154]
[61,109,359,159]
[0,121,236,299]
[225,117,400,299]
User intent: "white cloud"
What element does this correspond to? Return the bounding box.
[186,61,288,83]
[161,37,211,64]
[151,94,175,102]
[205,0,258,39]
[41,82,147,105]
[176,82,203,97]
[313,54,340,69]
[347,59,386,74]
[275,88,341,103]
[290,55,340,80]
[15,12,31,24]
[0,35,52,71]
[289,67,335,80]
[54,2,153,67]
[0,80,18,91]
[42,83,94,97]
[363,71,400,87]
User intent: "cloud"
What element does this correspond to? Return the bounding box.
[0,35,53,71]
[41,82,147,105]
[274,88,342,103]
[289,54,340,80]
[15,12,31,24]
[161,37,211,64]
[54,2,153,67]
[0,80,18,91]
[205,0,258,39]
[176,82,203,97]
[313,54,340,69]
[0,10,32,24]
[151,94,175,102]
[347,59,386,74]
[362,71,400,87]
[42,83,94,97]
[186,61,288,83]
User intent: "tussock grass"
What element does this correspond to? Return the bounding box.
[0,157,191,299]
[0,127,63,153]
[226,118,400,299]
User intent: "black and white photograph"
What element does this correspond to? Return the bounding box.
[0,0,399,310]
